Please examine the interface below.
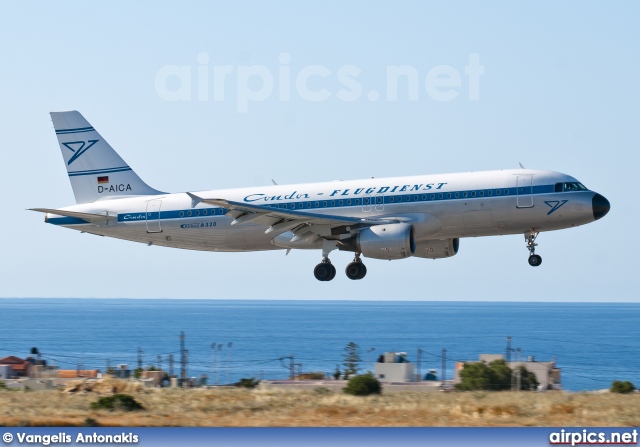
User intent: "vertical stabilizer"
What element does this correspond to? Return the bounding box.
[50,111,163,204]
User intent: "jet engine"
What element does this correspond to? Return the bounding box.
[412,238,459,259]
[343,223,416,260]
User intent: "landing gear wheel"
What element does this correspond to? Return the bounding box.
[345,261,367,280]
[528,254,542,267]
[524,229,542,268]
[327,263,336,281]
[314,261,336,281]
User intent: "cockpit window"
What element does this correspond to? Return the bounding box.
[557,182,587,192]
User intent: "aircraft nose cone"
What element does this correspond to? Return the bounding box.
[592,193,610,220]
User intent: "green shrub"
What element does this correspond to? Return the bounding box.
[90,394,144,411]
[235,378,260,389]
[611,380,635,394]
[343,373,381,396]
[83,417,99,427]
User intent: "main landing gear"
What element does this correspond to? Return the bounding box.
[345,255,367,280]
[314,258,336,281]
[525,229,542,267]
[314,255,367,281]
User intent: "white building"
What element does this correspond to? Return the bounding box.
[374,352,418,383]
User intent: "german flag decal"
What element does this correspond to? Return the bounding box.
[97,176,109,184]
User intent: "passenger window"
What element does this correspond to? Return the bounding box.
[421,195,426,200]
[471,191,476,197]
[347,200,351,205]
[488,190,492,196]
[315,202,319,207]
[355,199,360,205]
[504,189,509,195]
[430,194,435,200]
[339,200,343,206]
[455,192,459,198]
[331,201,335,206]
[405,196,410,201]
[479,191,484,197]
[390,197,394,203]
[179,211,184,217]
[195,210,200,216]
[496,190,501,195]
[203,210,207,216]
[463,192,468,198]
[283,204,287,209]
[187,211,192,217]
[447,193,451,199]
[307,203,311,208]
[323,201,327,207]
[438,193,443,199]
[415,195,419,201]
[398,196,402,202]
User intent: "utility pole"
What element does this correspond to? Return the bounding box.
[157,355,162,372]
[211,341,216,385]
[516,348,521,392]
[106,359,110,374]
[169,354,174,378]
[290,354,295,380]
[180,331,186,387]
[417,348,423,382]
[441,348,447,386]
[217,344,223,384]
[137,347,143,370]
[506,336,512,363]
[279,355,295,380]
[227,342,233,385]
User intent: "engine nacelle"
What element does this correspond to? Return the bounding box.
[412,238,459,259]
[356,223,416,260]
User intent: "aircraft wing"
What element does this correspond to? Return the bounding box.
[29,208,117,225]
[186,193,397,236]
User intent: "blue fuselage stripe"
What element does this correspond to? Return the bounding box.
[49,184,586,227]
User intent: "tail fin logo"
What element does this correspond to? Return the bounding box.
[62,140,99,165]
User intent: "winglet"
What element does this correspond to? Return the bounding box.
[186,192,203,208]
[519,162,526,169]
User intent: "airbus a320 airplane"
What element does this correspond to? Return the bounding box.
[32,111,610,281]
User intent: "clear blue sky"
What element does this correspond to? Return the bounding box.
[1,2,637,300]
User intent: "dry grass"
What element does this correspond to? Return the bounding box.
[1,380,639,427]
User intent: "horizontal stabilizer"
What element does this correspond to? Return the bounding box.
[29,208,116,225]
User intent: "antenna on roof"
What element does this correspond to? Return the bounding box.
[519,162,526,169]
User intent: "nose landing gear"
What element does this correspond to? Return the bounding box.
[525,230,542,267]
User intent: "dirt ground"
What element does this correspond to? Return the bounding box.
[0,380,638,427]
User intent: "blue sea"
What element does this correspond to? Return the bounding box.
[0,299,638,391]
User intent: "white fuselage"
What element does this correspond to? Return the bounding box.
[45,169,603,256]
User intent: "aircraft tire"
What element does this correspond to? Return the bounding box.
[345,262,367,280]
[528,254,542,267]
[327,263,337,281]
[314,263,335,281]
